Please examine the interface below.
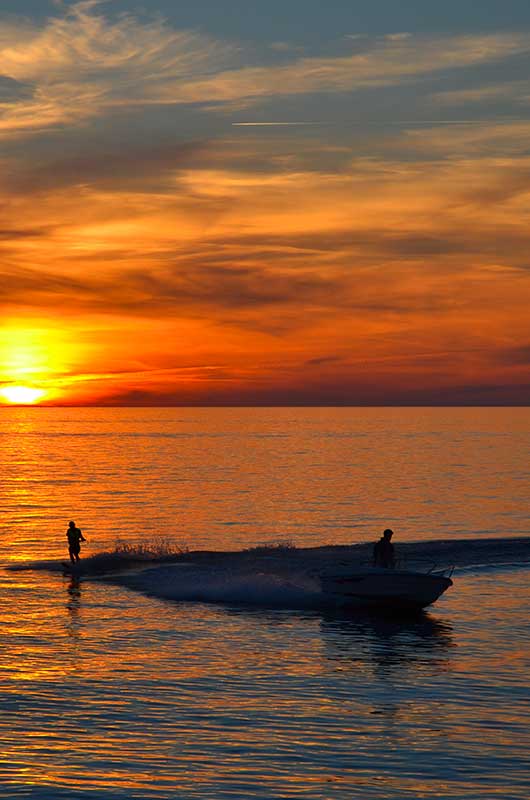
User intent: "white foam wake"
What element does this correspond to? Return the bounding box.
[110,563,325,610]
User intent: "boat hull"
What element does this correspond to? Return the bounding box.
[320,568,453,611]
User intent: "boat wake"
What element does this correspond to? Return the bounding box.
[112,563,325,610]
[5,536,529,611]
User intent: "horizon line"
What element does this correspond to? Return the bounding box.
[1,403,529,409]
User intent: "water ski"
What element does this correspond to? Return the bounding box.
[62,561,81,576]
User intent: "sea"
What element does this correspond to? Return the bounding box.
[0,407,528,799]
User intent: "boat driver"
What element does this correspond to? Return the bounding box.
[373,529,395,568]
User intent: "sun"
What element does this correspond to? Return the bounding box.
[0,386,46,405]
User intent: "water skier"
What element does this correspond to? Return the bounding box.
[67,520,86,564]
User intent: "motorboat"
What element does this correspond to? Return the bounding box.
[319,566,453,611]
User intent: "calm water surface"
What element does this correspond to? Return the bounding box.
[1,406,530,558]
[0,408,528,798]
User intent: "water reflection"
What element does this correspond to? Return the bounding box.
[320,610,454,678]
[223,604,454,680]
[64,576,82,649]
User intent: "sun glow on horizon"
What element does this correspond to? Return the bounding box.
[0,326,84,405]
[0,386,46,405]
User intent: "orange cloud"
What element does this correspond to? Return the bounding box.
[1,5,530,403]
[1,137,529,404]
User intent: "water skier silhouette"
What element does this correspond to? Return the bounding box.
[66,520,86,564]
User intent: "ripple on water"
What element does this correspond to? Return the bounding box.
[0,567,528,798]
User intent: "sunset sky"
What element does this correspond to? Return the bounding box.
[1,0,530,405]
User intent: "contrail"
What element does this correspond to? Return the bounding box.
[232,122,325,127]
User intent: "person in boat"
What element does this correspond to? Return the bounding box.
[373,528,395,568]
[66,520,86,564]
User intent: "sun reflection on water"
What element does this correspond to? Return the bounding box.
[0,409,528,797]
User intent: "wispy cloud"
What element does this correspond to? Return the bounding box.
[0,1,235,135]
[432,81,530,106]
[1,3,530,136]
[168,33,530,105]
[401,119,530,155]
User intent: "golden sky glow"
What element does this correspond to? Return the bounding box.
[1,2,530,404]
